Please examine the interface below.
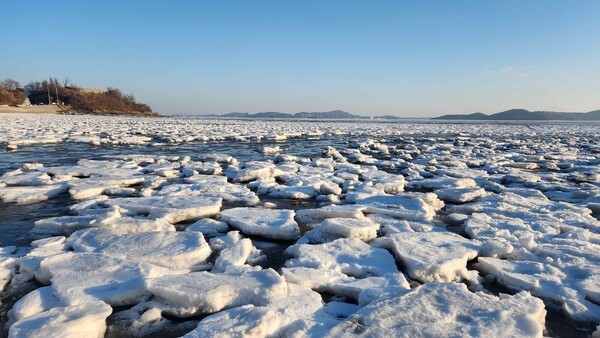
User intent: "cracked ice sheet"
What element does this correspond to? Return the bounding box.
[32,210,176,236]
[104,196,222,223]
[184,284,341,338]
[283,238,409,302]
[0,184,69,204]
[326,283,546,338]
[35,252,174,306]
[452,192,599,233]
[67,228,212,269]
[155,181,260,206]
[373,231,481,283]
[295,204,367,224]
[354,194,438,222]
[434,187,487,204]
[146,269,287,316]
[478,257,600,322]
[298,217,379,244]
[220,207,301,240]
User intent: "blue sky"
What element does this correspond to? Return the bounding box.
[2,1,600,116]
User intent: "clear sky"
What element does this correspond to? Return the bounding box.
[2,1,600,116]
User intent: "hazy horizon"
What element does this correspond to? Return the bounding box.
[2,1,600,116]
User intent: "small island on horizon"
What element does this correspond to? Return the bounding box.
[434,108,600,121]
[201,108,600,121]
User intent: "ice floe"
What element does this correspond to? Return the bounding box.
[2,114,600,336]
[327,283,546,338]
[220,207,301,240]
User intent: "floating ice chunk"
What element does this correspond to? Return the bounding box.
[1,171,53,186]
[96,215,176,233]
[355,194,437,222]
[105,196,222,223]
[32,210,175,236]
[212,238,264,273]
[319,218,378,240]
[434,187,486,204]
[156,181,259,206]
[477,257,600,322]
[232,164,274,183]
[32,215,104,236]
[326,283,546,338]
[8,301,113,338]
[320,180,343,195]
[66,168,147,200]
[11,286,62,322]
[36,252,171,306]
[453,192,600,235]
[209,231,244,252]
[417,177,477,190]
[147,269,287,316]
[10,242,67,286]
[186,218,229,236]
[198,153,238,165]
[261,146,282,155]
[0,251,18,290]
[185,283,333,337]
[301,218,379,243]
[8,301,112,338]
[182,161,223,175]
[464,213,553,250]
[284,238,400,285]
[220,207,300,240]
[295,205,366,224]
[373,231,480,283]
[68,229,212,269]
[0,184,68,204]
[501,172,541,184]
[183,174,228,184]
[325,273,411,303]
[368,214,414,234]
[265,283,335,335]
[361,170,405,194]
[183,305,281,338]
[480,239,514,257]
[31,236,66,248]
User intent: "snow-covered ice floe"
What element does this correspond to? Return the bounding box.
[2,114,600,336]
[327,282,546,338]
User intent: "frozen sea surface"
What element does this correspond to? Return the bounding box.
[1,114,599,337]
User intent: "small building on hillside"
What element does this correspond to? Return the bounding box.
[72,87,104,94]
[17,90,31,106]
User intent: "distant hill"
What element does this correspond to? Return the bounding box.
[214,110,370,119]
[434,109,600,121]
[292,110,363,119]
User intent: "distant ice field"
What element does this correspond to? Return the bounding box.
[0,114,599,338]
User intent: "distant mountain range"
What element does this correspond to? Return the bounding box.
[205,110,405,120]
[434,109,600,121]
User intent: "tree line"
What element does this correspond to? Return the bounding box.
[0,77,153,114]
